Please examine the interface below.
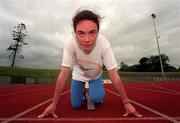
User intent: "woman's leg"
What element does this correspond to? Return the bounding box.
[71,80,85,109]
[89,76,105,103]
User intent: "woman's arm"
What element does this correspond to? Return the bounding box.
[52,66,71,106]
[108,68,128,102]
[108,68,142,117]
[38,66,71,118]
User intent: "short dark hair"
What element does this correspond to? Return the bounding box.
[72,10,101,33]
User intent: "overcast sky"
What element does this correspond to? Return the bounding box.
[0,0,180,69]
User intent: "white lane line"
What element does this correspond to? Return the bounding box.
[0,117,180,121]
[126,86,180,96]
[0,87,53,97]
[0,84,48,92]
[105,88,179,123]
[0,90,70,123]
[151,83,180,94]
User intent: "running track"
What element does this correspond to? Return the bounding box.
[0,81,180,123]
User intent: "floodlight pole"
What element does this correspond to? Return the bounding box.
[151,13,165,79]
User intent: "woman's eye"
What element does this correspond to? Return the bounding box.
[79,34,85,37]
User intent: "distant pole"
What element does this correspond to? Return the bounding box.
[151,13,165,79]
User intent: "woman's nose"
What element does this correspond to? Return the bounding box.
[84,35,90,43]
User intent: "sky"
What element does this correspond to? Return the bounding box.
[0,0,180,69]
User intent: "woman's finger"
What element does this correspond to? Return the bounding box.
[38,112,47,118]
[133,110,143,118]
[52,113,58,118]
[122,112,129,117]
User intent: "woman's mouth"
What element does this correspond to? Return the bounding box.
[84,45,91,49]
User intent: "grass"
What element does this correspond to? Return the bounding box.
[0,66,59,78]
[103,71,180,80]
[0,66,180,78]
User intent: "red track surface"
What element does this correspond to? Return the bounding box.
[0,81,180,123]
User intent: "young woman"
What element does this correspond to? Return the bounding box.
[38,9,142,118]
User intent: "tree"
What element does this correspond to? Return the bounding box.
[119,62,129,71]
[139,57,149,71]
[165,65,177,72]
[178,66,180,71]
[7,23,28,67]
[138,53,176,72]
[148,54,169,72]
[119,54,177,72]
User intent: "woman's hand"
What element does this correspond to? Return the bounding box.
[123,103,143,117]
[38,103,58,118]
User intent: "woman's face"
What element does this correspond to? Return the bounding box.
[75,20,98,54]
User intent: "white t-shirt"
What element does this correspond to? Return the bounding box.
[62,34,117,82]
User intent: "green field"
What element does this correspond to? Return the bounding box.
[1,66,180,79]
[0,66,59,78]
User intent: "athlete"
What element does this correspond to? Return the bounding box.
[38,9,142,118]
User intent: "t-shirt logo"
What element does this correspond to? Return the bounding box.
[77,59,102,79]
[79,65,93,71]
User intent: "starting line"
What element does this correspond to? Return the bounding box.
[0,117,180,121]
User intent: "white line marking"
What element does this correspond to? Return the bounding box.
[0,90,70,123]
[151,83,180,94]
[126,86,180,96]
[105,88,179,123]
[0,117,180,121]
[0,87,53,97]
[0,84,51,91]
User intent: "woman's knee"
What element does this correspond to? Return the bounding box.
[71,101,83,109]
[71,80,84,109]
[90,91,105,103]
